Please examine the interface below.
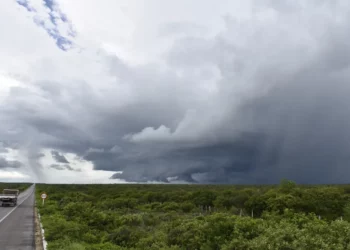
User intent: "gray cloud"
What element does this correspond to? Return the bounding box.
[3,0,350,184]
[50,164,81,172]
[0,157,22,169]
[0,142,9,153]
[49,164,65,170]
[51,150,69,164]
[28,152,45,160]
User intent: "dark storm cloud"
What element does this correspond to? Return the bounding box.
[0,157,22,169]
[84,149,121,171]
[63,4,350,183]
[106,1,350,184]
[51,150,69,163]
[108,134,269,183]
[4,0,350,184]
[236,75,350,184]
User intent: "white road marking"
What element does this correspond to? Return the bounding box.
[0,185,34,224]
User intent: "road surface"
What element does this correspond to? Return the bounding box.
[0,184,35,250]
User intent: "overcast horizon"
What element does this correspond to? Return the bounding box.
[1,0,350,184]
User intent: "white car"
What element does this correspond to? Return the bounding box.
[0,189,19,207]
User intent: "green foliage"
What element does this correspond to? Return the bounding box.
[191,190,216,207]
[343,203,350,221]
[279,179,297,192]
[35,181,350,249]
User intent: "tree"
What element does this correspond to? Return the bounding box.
[279,179,297,193]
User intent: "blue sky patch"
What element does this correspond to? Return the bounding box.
[16,0,76,51]
[16,0,35,12]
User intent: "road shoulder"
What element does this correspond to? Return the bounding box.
[35,207,44,250]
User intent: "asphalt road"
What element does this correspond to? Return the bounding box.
[0,184,35,250]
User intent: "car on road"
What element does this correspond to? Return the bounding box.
[0,189,19,207]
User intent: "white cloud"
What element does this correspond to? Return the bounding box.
[125,125,172,142]
[34,149,126,183]
[0,170,31,182]
[0,73,23,103]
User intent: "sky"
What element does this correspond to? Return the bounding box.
[1,0,350,184]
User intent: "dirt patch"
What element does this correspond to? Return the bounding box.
[34,207,44,250]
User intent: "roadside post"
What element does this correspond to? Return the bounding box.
[41,193,47,206]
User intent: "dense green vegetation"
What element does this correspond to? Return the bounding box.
[0,182,31,192]
[36,180,350,250]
